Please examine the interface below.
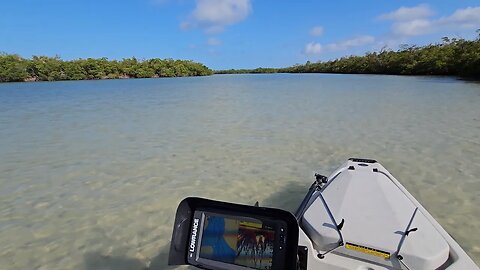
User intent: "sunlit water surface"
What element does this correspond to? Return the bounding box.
[0,74,479,269]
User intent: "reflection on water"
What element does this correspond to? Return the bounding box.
[0,74,479,269]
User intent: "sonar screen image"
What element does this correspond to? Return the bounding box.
[199,215,275,269]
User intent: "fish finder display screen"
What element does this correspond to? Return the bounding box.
[199,214,275,270]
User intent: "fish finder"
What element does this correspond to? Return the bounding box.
[168,197,299,270]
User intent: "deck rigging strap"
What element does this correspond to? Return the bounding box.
[316,191,345,258]
[395,207,419,270]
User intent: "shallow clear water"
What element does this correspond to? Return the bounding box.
[0,74,479,269]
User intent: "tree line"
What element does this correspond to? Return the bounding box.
[0,55,213,82]
[216,36,480,79]
[1,35,479,83]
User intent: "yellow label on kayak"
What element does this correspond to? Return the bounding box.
[345,242,390,259]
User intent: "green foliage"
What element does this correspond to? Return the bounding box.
[217,37,480,79]
[1,36,479,82]
[0,55,213,82]
[27,56,64,81]
[0,54,28,82]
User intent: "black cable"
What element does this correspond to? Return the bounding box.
[395,207,418,270]
[316,192,345,258]
[395,207,418,257]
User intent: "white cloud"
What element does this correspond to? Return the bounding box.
[392,19,433,36]
[438,6,480,29]
[302,5,479,59]
[325,35,375,51]
[310,26,324,37]
[207,37,222,46]
[378,4,434,21]
[304,35,375,56]
[380,5,480,37]
[304,42,322,55]
[204,25,225,34]
[182,0,252,34]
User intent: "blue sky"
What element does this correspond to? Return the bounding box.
[1,0,479,69]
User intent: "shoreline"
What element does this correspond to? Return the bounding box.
[213,71,479,81]
[0,56,213,83]
[5,74,211,84]
[2,72,479,84]
[216,37,480,80]
[1,36,479,83]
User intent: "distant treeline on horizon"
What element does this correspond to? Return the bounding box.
[0,56,213,82]
[1,36,479,83]
[217,36,480,79]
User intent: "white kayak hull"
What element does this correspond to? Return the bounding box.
[296,159,479,270]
